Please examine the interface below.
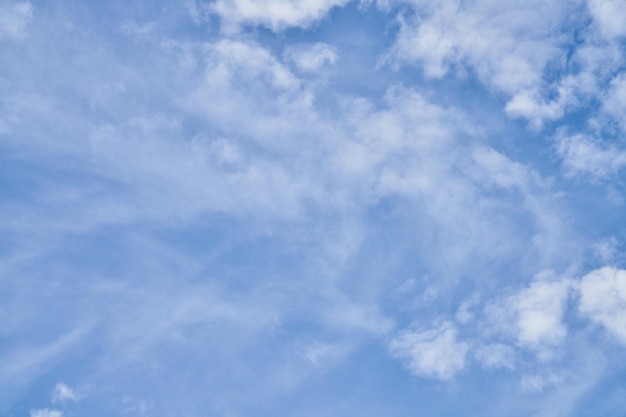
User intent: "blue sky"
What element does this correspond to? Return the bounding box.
[1,0,626,416]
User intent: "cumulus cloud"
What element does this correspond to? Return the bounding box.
[556,133,626,179]
[209,0,350,31]
[383,0,570,92]
[390,322,469,380]
[0,0,32,40]
[578,267,626,344]
[504,87,575,128]
[484,277,572,361]
[587,0,626,39]
[513,280,571,355]
[380,0,626,128]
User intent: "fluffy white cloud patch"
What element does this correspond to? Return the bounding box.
[52,382,82,403]
[485,278,572,360]
[587,0,626,38]
[209,0,350,31]
[384,0,567,89]
[513,280,571,354]
[390,322,469,380]
[578,267,626,344]
[381,0,626,127]
[0,0,32,40]
[556,133,626,179]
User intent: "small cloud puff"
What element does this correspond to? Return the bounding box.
[482,276,571,362]
[512,279,572,360]
[578,266,626,344]
[52,382,83,403]
[284,43,338,73]
[390,322,469,381]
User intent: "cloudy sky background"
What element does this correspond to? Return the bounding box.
[1,0,626,416]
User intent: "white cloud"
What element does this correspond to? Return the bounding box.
[587,0,626,38]
[484,277,572,360]
[284,42,338,72]
[390,322,469,380]
[52,382,82,403]
[30,409,63,417]
[513,279,571,355]
[556,133,626,179]
[383,0,568,90]
[209,0,350,31]
[380,0,623,127]
[504,86,575,128]
[209,39,301,91]
[0,1,32,40]
[578,266,626,344]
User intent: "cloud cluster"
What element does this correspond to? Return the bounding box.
[208,0,351,31]
[2,0,626,415]
[382,0,576,123]
[392,266,626,382]
[381,0,626,132]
